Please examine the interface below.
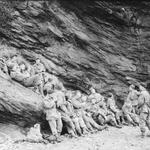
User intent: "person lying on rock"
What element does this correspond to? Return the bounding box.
[10,62,44,96]
[106,93,123,126]
[43,89,62,142]
[137,85,150,138]
[122,100,139,126]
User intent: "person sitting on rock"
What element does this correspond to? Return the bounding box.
[89,97,121,129]
[66,90,89,136]
[56,90,77,138]
[43,89,62,142]
[106,93,123,126]
[122,100,139,126]
[33,58,46,74]
[88,87,104,104]
[72,91,107,134]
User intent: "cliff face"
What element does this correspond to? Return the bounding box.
[0,0,150,102]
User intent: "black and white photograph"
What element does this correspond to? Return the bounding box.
[0,0,149,150]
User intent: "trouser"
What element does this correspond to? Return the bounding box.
[123,112,136,125]
[48,117,63,136]
[82,114,93,131]
[130,113,139,124]
[72,117,82,135]
[115,111,122,124]
[61,114,76,134]
[139,112,150,134]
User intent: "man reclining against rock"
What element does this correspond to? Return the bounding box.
[106,93,123,126]
[8,61,44,96]
[43,89,62,143]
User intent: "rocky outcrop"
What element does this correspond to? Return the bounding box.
[0,0,150,103]
[0,74,43,126]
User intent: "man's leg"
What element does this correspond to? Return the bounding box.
[115,112,122,125]
[56,117,63,136]
[78,117,88,135]
[88,116,107,131]
[125,113,136,126]
[61,114,76,136]
[107,115,122,128]
[139,113,147,138]
[146,113,150,131]
[82,115,94,132]
[72,117,82,136]
[48,119,57,136]
[130,113,139,125]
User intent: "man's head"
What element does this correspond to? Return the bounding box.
[35,58,41,64]
[107,93,113,98]
[20,63,26,71]
[90,87,96,94]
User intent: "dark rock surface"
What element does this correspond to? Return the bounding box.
[0,0,150,102]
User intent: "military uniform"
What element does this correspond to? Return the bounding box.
[33,61,46,74]
[122,101,139,125]
[127,86,140,114]
[107,96,122,125]
[138,90,150,136]
[43,94,62,136]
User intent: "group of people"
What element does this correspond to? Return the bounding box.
[0,54,150,143]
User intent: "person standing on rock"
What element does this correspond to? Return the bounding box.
[138,85,150,138]
[126,84,140,114]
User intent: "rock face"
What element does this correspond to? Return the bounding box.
[0,74,43,126]
[0,0,150,103]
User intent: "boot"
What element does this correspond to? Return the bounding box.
[98,125,108,131]
[141,132,145,138]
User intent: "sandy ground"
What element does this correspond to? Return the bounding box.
[1,125,150,150]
